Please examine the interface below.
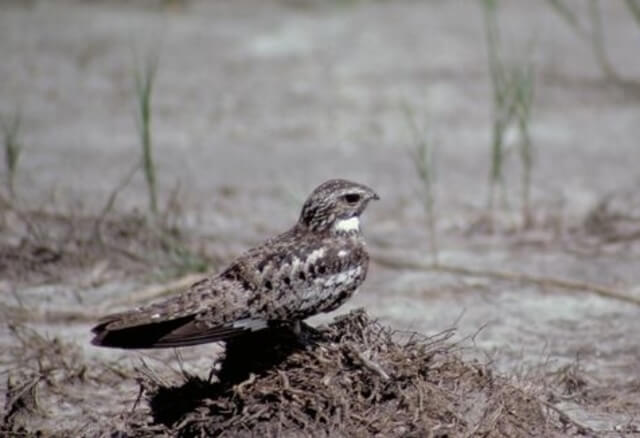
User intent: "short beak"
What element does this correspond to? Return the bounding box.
[370,192,380,201]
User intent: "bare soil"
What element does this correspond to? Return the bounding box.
[2,0,640,436]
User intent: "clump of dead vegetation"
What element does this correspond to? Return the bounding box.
[0,310,606,437]
[582,190,640,245]
[1,323,134,437]
[2,324,87,435]
[0,209,211,286]
[118,310,576,437]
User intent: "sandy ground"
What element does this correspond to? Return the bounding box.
[2,0,640,435]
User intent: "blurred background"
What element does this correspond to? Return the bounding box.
[2,0,640,433]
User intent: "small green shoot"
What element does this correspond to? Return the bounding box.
[482,0,536,228]
[134,50,160,218]
[402,102,439,265]
[483,0,507,212]
[545,0,619,80]
[513,62,535,227]
[1,110,23,200]
[624,0,640,26]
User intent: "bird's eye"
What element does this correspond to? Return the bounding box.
[343,193,361,204]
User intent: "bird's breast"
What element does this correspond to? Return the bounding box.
[276,241,368,318]
[247,233,369,321]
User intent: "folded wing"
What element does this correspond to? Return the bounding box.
[91,313,266,349]
[90,275,261,349]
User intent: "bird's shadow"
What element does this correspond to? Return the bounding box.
[147,323,321,427]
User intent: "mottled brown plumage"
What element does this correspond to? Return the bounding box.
[91,179,378,349]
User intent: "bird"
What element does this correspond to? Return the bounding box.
[91,179,379,349]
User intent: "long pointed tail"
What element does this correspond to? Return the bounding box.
[91,315,252,349]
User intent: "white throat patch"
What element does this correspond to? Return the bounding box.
[334,217,360,232]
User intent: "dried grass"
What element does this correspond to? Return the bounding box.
[120,310,573,437]
[0,209,211,285]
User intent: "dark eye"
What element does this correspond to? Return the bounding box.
[343,193,361,204]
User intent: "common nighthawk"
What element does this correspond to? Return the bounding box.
[91,179,378,349]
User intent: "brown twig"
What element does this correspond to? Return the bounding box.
[93,159,141,242]
[233,373,257,396]
[538,398,594,435]
[371,250,640,307]
[347,343,390,381]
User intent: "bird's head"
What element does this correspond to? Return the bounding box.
[299,179,379,234]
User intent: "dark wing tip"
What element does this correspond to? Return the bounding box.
[90,315,194,349]
[90,315,256,349]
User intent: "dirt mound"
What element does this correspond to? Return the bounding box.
[122,310,576,437]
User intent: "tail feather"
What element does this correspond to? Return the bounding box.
[91,315,252,349]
